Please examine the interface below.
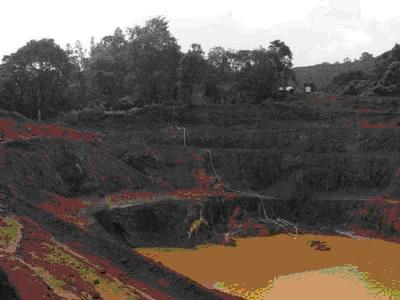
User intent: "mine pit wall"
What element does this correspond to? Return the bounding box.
[114,145,398,197]
[104,126,400,156]
[179,127,400,152]
[68,104,324,130]
[205,150,396,195]
[69,103,400,132]
[95,196,399,249]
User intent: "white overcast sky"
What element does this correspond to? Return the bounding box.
[1,0,400,66]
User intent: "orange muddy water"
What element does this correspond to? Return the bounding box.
[138,234,400,299]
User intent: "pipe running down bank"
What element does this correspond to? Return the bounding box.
[203,148,299,237]
[173,124,299,236]
[176,126,187,147]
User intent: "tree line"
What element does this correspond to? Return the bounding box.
[0,17,294,121]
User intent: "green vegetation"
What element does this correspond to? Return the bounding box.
[0,217,20,250]
[0,39,74,121]
[0,17,294,120]
[294,53,375,91]
[297,43,400,96]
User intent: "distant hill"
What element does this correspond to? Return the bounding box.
[293,44,400,96]
[294,58,375,91]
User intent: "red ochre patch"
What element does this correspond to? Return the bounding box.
[0,118,101,143]
[107,189,237,207]
[0,216,173,300]
[354,196,400,238]
[193,168,213,189]
[39,193,90,230]
[359,118,400,129]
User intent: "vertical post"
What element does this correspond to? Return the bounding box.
[183,127,187,147]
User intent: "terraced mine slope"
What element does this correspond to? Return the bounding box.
[0,94,399,299]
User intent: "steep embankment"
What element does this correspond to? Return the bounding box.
[1,96,400,298]
[0,115,238,300]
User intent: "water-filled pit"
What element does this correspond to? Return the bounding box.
[138,234,400,300]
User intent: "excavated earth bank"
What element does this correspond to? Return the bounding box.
[0,94,400,299]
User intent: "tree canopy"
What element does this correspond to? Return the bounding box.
[0,17,296,118]
[0,39,74,120]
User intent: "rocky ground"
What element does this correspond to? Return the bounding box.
[0,93,400,299]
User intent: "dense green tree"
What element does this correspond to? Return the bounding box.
[203,42,294,103]
[0,64,15,111]
[375,44,400,79]
[207,47,231,74]
[205,47,238,102]
[360,52,374,62]
[236,47,280,102]
[66,40,89,71]
[126,17,181,104]
[0,17,298,115]
[88,27,129,104]
[63,40,91,109]
[374,61,400,95]
[268,40,293,69]
[267,40,294,86]
[1,39,73,120]
[177,44,207,103]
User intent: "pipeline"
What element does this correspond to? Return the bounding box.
[203,148,299,237]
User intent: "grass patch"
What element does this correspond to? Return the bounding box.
[0,217,20,250]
